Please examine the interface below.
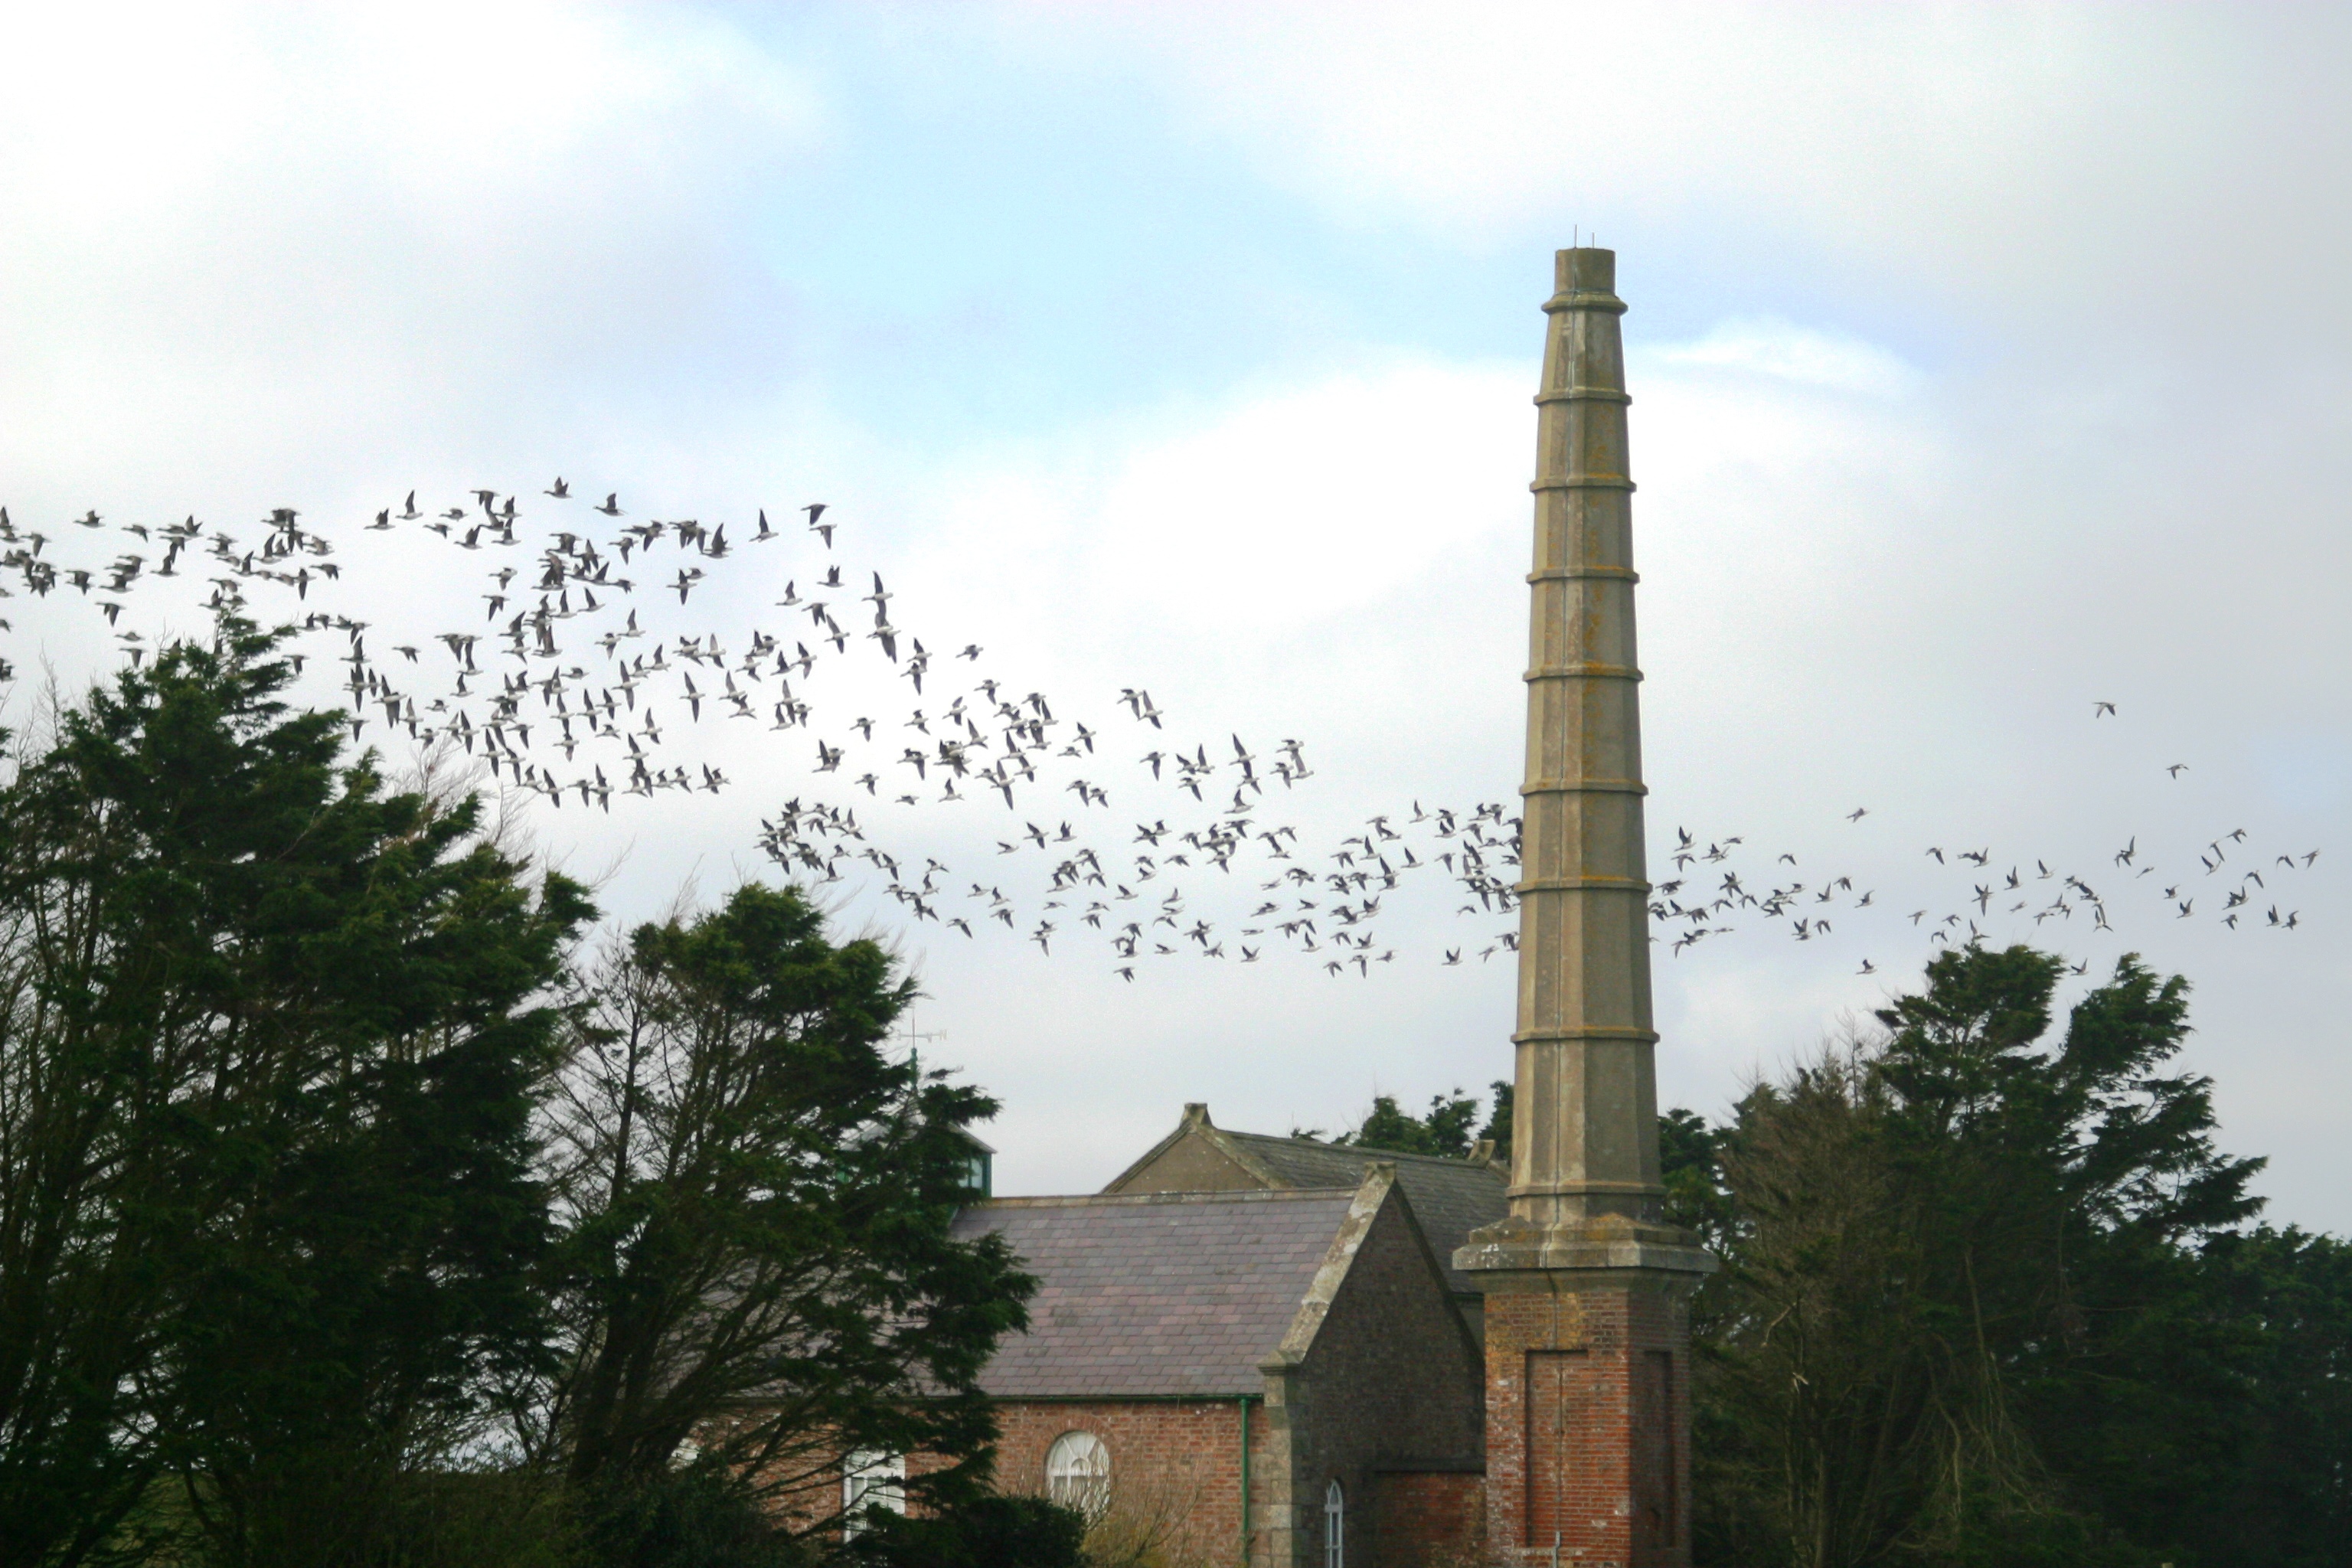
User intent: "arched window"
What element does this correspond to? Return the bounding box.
[841,1450,905,1537]
[1324,1479,1345,1568]
[1044,1430,1111,1517]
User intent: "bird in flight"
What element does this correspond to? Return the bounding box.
[2093,701,2116,717]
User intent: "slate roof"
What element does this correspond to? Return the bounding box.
[1217,1132,1506,1298]
[950,1188,1359,1398]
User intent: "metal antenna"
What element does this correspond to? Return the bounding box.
[900,1010,947,1070]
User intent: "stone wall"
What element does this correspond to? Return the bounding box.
[1265,1193,1485,1566]
[1105,1120,1259,1193]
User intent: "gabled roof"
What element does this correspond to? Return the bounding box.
[1227,1132,1507,1298]
[1102,1106,1508,1298]
[949,1183,1376,1399]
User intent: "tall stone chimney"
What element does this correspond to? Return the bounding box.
[1458,249,1714,1566]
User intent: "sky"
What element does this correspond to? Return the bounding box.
[2,2,2349,1221]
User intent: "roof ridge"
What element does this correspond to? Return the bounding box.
[973,1187,1360,1210]
[1223,1130,1503,1171]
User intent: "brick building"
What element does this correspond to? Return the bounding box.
[943,1106,1499,1566]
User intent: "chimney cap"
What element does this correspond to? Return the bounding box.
[1556,245,1613,288]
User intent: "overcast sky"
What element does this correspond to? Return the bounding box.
[4,3,2349,1222]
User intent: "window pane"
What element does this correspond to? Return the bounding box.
[842,1449,906,1538]
[1044,1431,1111,1518]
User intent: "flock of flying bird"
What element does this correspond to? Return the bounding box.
[0,486,2318,984]
[1651,805,2317,982]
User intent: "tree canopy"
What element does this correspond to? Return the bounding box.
[535,882,1036,1529]
[1687,942,2350,1568]
[0,623,1048,1568]
[1318,1081,1514,1161]
[0,622,593,1565]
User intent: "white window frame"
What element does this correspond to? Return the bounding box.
[841,1449,906,1537]
[1044,1429,1111,1518]
[1324,1478,1345,1568]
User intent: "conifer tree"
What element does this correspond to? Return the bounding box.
[0,621,592,1566]
[534,884,1034,1540]
[1694,944,2264,1567]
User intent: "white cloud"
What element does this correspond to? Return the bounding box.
[1653,318,1920,397]
[894,358,1532,648]
[1031,2,2352,351]
[0,3,827,511]
[0,5,821,206]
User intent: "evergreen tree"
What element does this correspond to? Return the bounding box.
[2190,1225,2352,1565]
[1334,1089,1482,1158]
[534,884,1035,1539]
[0,622,592,1566]
[1477,1078,1512,1159]
[1693,944,2266,1568]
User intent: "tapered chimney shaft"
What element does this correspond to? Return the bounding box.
[1510,247,1661,1227]
[1459,251,1712,1568]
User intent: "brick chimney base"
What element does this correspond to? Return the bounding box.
[1475,1276,1695,1568]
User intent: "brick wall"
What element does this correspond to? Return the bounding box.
[750,1429,939,1542]
[1478,1281,1693,1567]
[1370,1470,1485,1568]
[1269,1192,1485,1567]
[757,1407,1253,1553]
[987,1398,1266,1566]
